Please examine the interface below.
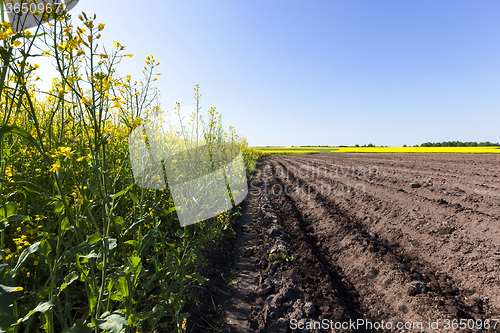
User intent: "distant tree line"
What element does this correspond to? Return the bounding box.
[418,141,500,147]
[294,141,500,148]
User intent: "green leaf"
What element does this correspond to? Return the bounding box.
[128,192,140,205]
[7,214,26,222]
[112,183,135,200]
[123,220,143,235]
[54,200,65,214]
[0,265,23,329]
[65,271,80,286]
[20,297,56,323]
[63,233,102,264]
[129,256,142,285]
[38,240,52,257]
[12,242,40,277]
[167,206,178,214]
[0,126,48,163]
[129,257,141,270]
[124,240,138,247]
[61,217,70,231]
[98,311,127,333]
[138,229,156,254]
[79,252,98,260]
[65,271,80,285]
[175,228,187,238]
[110,277,128,301]
[191,272,206,285]
[0,313,18,331]
[61,319,92,333]
[88,232,102,244]
[59,271,79,295]
[112,216,124,226]
[0,202,16,220]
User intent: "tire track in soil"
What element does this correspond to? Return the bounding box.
[260,154,500,332]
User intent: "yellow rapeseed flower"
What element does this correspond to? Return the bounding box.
[81,96,93,106]
[5,165,13,179]
[131,118,142,129]
[114,41,125,50]
[59,146,74,158]
[10,40,22,48]
[101,78,110,90]
[181,317,187,330]
[0,21,12,29]
[50,160,61,172]
[0,28,15,40]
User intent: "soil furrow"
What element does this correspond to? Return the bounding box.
[256,154,500,332]
[209,154,500,333]
[268,157,477,327]
[274,155,500,312]
[262,160,367,323]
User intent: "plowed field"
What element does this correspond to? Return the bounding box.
[244,153,500,332]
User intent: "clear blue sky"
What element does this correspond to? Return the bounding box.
[48,1,500,146]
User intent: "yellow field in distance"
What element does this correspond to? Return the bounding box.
[254,147,500,154]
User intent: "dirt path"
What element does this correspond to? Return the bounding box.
[217,153,500,332]
[221,193,260,333]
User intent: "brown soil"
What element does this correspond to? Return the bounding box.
[189,153,500,332]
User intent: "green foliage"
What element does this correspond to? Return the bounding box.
[419,141,500,147]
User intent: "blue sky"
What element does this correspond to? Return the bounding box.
[45,0,500,146]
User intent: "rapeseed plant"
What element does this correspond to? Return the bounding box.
[0,4,261,333]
